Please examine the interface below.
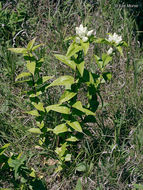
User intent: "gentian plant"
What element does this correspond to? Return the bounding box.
[8,24,127,172]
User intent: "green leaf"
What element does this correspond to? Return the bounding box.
[47,76,74,88]
[8,154,26,179]
[67,121,82,132]
[8,48,27,54]
[64,36,73,41]
[55,54,76,70]
[16,72,31,81]
[116,46,123,56]
[25,110,40,116]
[65,154,71,161]
[66,42,82,57]
[66,136,78,142]
[94,37,109,44]
[37,121,44,129]
[76,162,86,172]
[103,72,112,81]
[81,41,89,55]
[55,147,62,155]
[89,72,94,84]
[15,79,31,84]
[53,123,68,135]
[29,169,36,178]
[29,91,42,97]
[133,184,143,189]
[32,102,45,112]
[72,101,95,116]
[75,178,83,190]
[36,58,44,68]
[65,84,72,90]
[42,76,53,83]
[77,61,85,76]
[27,38,36,50]
[102,53,112,67]
[46,104,70,114]
[59,91,77,104]
[32,44,44,51]
[26,61,36,75]
[28,128,42,134]
[55,143,67,157]
[61,143,67,157]
[72,101,84,111]
[119,41,128,47]
[47,128,53,132]
[94,55,103,69]
[0,143,10,155]
[55,165,63,172]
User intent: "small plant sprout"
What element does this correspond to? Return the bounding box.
[107,33,122,44]
[75,24,94,43]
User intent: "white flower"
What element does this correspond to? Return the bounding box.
[82,36,88,42]
[108,33,122,44]
[87,30,94,37]
[75,24,94,43]
[76,24,87,38]
[107,47,113,55]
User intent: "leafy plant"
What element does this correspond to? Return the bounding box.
[0,143,10,171]
[8,24,127,173]
[0,143,46,189]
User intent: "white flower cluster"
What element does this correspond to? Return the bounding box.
[75,24,94,43]
[108,33,122,44]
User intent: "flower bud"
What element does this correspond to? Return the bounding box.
[87,30,94,37]
[107,47,113,55]
[82,36,88,42]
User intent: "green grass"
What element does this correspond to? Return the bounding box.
[0,0,143,189]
